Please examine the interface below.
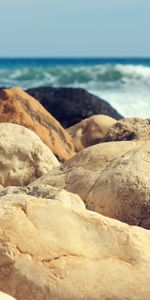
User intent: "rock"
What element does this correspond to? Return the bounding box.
[0,193,150,300]
[0,87,75,161]
[30,141,148,226]
[26,87,123,127]
[101,117,150,143]
[67,114,116,151]
[0,123,59,187]
[30,141,150,228]
[31,141,142,201]
[0,292,16,300]
[0,185,85,211]
[86,141,150,228]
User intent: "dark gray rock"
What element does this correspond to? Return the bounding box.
[26,87,122,128]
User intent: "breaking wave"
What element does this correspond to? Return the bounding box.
[0,60,150,118]
[0,63,150,89]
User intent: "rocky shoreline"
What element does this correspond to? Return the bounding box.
[0,87,150,300]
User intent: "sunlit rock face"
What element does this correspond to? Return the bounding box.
[0,192,150,300]
[67,114,116,151]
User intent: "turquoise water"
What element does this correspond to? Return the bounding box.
[0,57,150,117]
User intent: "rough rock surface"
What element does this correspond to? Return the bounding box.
[67,114,116,151]
[0,123,59,187]
[0,193,150,300]
[0,185,84,211]
[26,87,123,127]
[0,292,16,300]
[101,117,150,143]
[86,142,150,228]
[31,141,150,228]
[63,139,141,172]
[0,87,75,161]
[31,141,142,200]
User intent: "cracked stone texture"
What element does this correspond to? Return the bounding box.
[0,123,60,187]
[67,114,116,151]
[0,193,150,300]
[0,87,75,161]
[30,141,150,228]
[100,117,150,143]
[86,141,150,228]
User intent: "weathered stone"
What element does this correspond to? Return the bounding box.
[0,87,75,161]
[101,117,150,143]
[0,193,150,300]
[86,142,150,228]
[0,123,59,187]
[63,140,143,172]
[0,185,84,211]
[31,141,150,228]
[67,114,116,151]
[26,87,123,127]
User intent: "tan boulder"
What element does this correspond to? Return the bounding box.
[86,141,150,228]
[0,193,150,300]
[31,141,150,228]
[101,117,150,143]
[31,141,141,201]
[0,87,75,161]
[63,139,144,172]
[67,114,116,151]
[0,123,59,187]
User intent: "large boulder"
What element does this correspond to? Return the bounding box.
[31,141,142,201]
[86,142,150,228]
[0,192,150,300]
[30,141,150,228]
[0,123,59,187]
[101,118,150,143]
[67,114,116,151]
[26,87,123,127]
[0,87,75,161]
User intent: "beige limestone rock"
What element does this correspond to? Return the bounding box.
[101,117,150,143]
[0,123,59,187]
[63,139,144,172]
[0,185,85,211]
[86,141,150,228]
[31,141,150,228]
[67,114,116,151]
[0,193,150,300]
[0,292,16,300]
[31,140,144,199]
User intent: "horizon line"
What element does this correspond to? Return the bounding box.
[0,56,150,59]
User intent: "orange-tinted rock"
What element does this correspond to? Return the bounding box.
[0,87,75,161]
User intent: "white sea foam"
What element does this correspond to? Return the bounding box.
[116,64,150,79]
[0,63,150,117]
[92,88,150,118]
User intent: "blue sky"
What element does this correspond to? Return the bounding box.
[0,0,150,57]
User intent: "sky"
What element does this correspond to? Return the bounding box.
[0,0,150,57]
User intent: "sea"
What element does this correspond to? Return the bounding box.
[0,57,150,118]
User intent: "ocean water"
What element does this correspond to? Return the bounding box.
[0,57,150,118]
